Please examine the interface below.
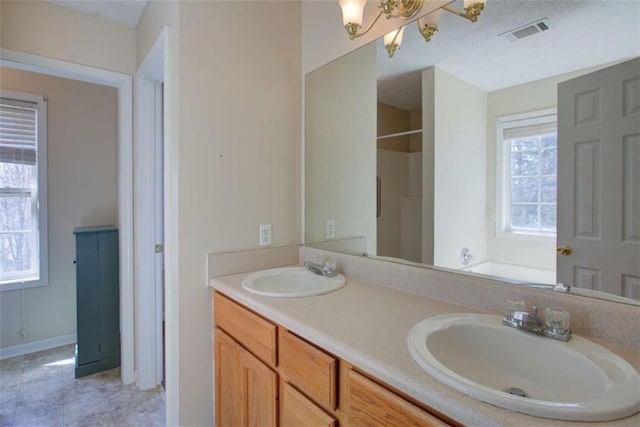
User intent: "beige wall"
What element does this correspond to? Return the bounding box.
[0,1,135,75]
[306,43,377,255]
[176,2,301,425]
[0,67,118,350]
[431,68,488,269]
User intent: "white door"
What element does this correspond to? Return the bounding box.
[557,58,640,298]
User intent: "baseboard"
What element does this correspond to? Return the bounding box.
[0,333,77,360]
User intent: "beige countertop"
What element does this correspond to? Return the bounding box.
[209,267,640,426]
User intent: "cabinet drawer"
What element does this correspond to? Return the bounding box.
[214,292,277,367]
[279,329,337,411]
[347,369,449,427]
[281,382,336,427]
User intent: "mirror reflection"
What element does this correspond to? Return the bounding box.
[305,0,640,304]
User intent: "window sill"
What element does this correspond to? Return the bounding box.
[0,279,48,292]
[496,231,556,242]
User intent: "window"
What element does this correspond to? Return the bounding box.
[0,91,47,290]
[497,109,557,238]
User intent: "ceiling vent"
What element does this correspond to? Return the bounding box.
[500,18,552,42]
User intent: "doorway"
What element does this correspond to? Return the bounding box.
[0,48,135,384]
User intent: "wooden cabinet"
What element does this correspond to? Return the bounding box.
[213,291,456,426]
[214,328,278,427]
[74,226,120,378]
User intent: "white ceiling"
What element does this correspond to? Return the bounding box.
[377,0,640,111]
[47,0,148,28]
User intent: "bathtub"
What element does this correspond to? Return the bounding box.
[463,261,556,285]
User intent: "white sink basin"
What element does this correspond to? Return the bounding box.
[241,266,346,297]
[408,313,640,421]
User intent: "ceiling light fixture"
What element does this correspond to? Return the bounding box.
[338,1,488,58]
[416,8,443,42]
[443,0,487,23]
[338,0,425,40]
[384,26,406,58]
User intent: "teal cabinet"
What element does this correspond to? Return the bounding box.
[74,226,120,378]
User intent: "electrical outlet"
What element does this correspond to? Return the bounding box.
[259,224,272,246]
[325,220,335,239]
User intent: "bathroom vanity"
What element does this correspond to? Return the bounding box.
[213,291,453,426]
[209,262,640,426]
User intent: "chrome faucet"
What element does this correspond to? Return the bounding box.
[502,303,572,342]
[303,260,338,277]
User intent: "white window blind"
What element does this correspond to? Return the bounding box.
[502,121,556,140]
[0,99,38,166]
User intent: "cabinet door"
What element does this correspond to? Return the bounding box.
[215,328,278,427]
[76,233,100,365]
[215,329,242,427]
[97,231,120,359]
[240,347,278,427]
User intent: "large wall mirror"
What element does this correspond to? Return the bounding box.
[305,0,640,305]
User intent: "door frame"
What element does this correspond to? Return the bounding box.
[0,48,135,385]
[153,81,164,387]
[135,27,168,389]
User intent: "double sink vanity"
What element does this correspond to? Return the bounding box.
[209,247,640,426]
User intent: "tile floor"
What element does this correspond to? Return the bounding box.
[0,345,165,427]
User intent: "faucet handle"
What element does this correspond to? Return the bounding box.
[505,299,526,320]
[323,259,337,275]
[545,308,571,334]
